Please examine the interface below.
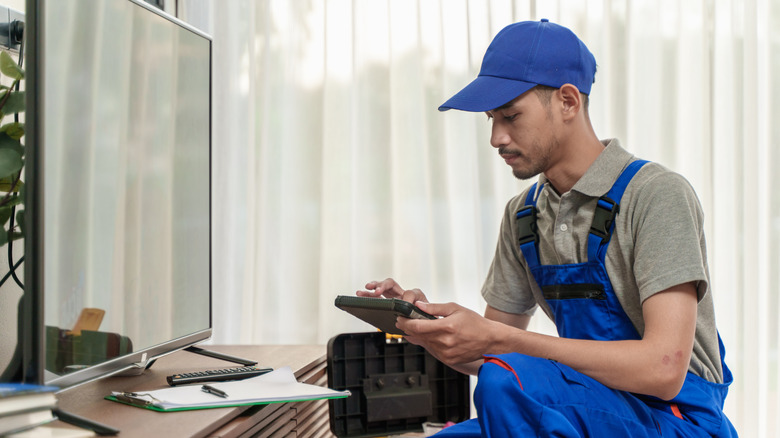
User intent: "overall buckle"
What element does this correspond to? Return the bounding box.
[516,206,538,246]
[590,196,619,243]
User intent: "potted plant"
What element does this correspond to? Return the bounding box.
[0,48,26,382]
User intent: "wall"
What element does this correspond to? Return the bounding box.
[1,0,22,11]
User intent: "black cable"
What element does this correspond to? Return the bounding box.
[14,20,24,68]
[0,255,23,289]
[7,205,23,290]
[14,22,24,122]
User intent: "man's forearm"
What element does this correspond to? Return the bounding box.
[485,286,697,400]
[493,328,687,399]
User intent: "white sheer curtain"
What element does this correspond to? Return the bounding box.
[179,0,780,434]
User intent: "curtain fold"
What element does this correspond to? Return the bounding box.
[179,0,780,433]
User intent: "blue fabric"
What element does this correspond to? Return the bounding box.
[441,161,737,437]
[439,20,597,112]
[529,260,640,341]
[435,354,733,437]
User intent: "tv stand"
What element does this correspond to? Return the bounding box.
[142,345,258,371]
[183,345,258,366]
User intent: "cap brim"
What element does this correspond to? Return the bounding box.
[438,76,537,112]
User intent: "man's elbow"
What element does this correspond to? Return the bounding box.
[651,375,685,401]
[647,364,688,401]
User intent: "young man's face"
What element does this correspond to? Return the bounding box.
[485,89,559,181]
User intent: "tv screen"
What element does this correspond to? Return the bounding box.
[27,0,213,388]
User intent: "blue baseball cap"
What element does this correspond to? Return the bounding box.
[438,19,597,112]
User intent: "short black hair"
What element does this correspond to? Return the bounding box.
[533,85,590,113]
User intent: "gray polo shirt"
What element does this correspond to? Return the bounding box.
[482,139,725,383]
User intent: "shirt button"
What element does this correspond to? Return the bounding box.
[560,224,568,232]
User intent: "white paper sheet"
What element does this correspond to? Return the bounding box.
[111,366,349,411]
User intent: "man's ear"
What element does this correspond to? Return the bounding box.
[557,84,582,120]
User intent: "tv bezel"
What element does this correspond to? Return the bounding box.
[25,0,215,390]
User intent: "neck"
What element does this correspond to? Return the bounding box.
[543,133,604,194]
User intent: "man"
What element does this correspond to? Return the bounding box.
[357,19,736,437]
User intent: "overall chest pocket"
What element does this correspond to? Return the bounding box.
[542,283,607,301]
[542,283,615,340]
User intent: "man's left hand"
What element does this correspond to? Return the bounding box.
[397,301,500,366]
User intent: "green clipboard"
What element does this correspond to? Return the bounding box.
[104,367,349,412]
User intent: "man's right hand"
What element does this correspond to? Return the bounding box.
[356,278,429,304]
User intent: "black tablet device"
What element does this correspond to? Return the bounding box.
[334,295,436,336]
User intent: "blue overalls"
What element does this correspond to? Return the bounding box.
[436,160,737,437]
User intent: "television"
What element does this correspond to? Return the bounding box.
[24,0,243,391]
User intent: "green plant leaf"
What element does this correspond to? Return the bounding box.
[0,91,25,114]
[0,132,23,156]
[0,148,22,179]
[0,122,24,140]
[0,51,24,80]
[0,177,21,192]
[0,205,11,227]
[0,194,21,208]
[0,122,24,141]
[0,229,7,246]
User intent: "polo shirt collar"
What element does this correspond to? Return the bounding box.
[536,138,635,199]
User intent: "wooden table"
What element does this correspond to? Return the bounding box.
[49,345,335,438]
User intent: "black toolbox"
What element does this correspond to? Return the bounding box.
[327,331,470,437]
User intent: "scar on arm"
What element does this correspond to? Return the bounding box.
[662,351,685,365]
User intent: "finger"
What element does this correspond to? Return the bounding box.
[358,280,395,298]
[399,333,424,347]
[397,314,441,337]
[387,280,405,296]
[356,290,383,297]
[376,279,405,298]
[356,282,377,297]
[402,288,428,304]
[415,301,457,317]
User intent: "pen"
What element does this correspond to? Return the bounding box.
[201,384,228,398]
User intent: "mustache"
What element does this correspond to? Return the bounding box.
[498,147,521,156]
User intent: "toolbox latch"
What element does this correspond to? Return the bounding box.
[363,372,433,422]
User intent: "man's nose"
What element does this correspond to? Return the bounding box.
[490,122,509,149]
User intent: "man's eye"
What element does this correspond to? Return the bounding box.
[504,113,518,121]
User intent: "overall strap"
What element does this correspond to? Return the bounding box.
[587,160,649,262]
[516,183,542,269]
